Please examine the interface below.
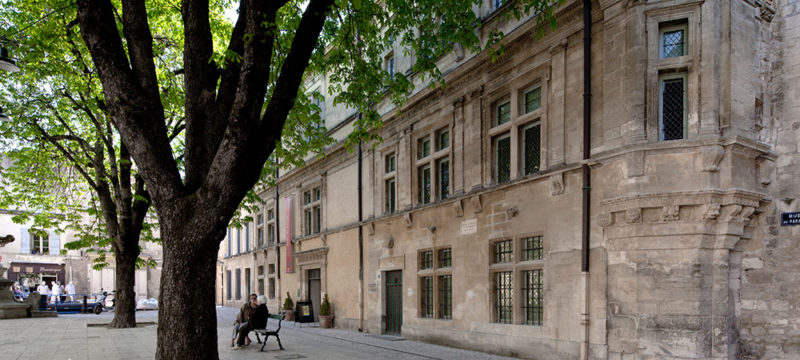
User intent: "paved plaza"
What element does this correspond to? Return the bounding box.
[0,307,517,360]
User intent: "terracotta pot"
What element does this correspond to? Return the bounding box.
[319,315,333,328]
[283,309,295,322]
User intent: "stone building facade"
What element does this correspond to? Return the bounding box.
[218,0,800,359]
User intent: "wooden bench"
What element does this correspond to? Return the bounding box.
[253,313,285,351]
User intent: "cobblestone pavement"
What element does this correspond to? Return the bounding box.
[0,306,517,360]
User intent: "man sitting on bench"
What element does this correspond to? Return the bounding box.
[233,295,269,350]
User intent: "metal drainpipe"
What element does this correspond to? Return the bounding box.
[581,0,592,359]
[357,112,365,332]
[275,167,281,314]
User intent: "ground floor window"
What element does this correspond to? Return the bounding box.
[226,270,232,300]
[522,269,543,325]
[494,271,513,324]
[421,276,433,318]
[439,275,452,320]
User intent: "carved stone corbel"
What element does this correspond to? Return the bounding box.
[471,195,482,213]
[453,200,464,217]
[662,205,680,221]
[404,213,413,228]
[703,203,721,220]
[701,145,725,172]
[550,173,565,196]
[625,208,642,224]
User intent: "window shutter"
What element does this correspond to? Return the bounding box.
[20,228,30,254]
[49,230,60,255]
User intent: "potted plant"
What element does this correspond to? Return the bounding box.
[283,292,295,321]
[319,293,333,328]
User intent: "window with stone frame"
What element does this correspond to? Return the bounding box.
[256,212,264,248]
[659,72,687,141]
[418,247,453,320]
[29,230,49,255]
[268,263,276,299]
[384,152,397,214]
[487,80,544,185]
[226,270,232,300]
[647,14,694,142]
[659,21,687,59]
[416,126,452,205]
[303,186,322,235]
[490,235,545,325]
[385,52,395,80]
[267,207,276,245]
[235,268,242,300]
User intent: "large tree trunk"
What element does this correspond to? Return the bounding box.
[109,243,140,328]
[156,218,224,360]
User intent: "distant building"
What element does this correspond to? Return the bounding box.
[219,1,799,359]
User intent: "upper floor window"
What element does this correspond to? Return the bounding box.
[30,231,49,255]
[385,52,395,79]
[385,152,397,214]
[659,73,687,141]
[659,22,687,58]
[522,86,541,114]
[267,208,276,245]
[416,126,452,205]
[495,101,511,126]
[256,213,264,248]
[493,0,504,11]
[303,187,322,235]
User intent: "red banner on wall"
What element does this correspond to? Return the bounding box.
[285,196,293,273]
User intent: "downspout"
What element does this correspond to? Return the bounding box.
[275,167,281,314]
[357,112,365,332]
[580,0,592,359]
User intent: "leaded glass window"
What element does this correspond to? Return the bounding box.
[522,123,540,175]
[493,134,511,183]
[660,76,686,140]
[495,271,513,324]
[437,159,449,200]
[494,240,513,263]
[523,269,543,325]
[661,29,685,58]
[419,165,431,204]
[496,101,511,126]
[439,275,452,319]
[524,87,541,114]
[522,236,543,261]
[438,248,451,268]
[420,250,433,269]
[421,276,433,318]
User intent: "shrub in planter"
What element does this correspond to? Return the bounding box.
[319,293,333,328]
[283,292,295,322]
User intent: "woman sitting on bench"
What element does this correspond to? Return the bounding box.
[233,294,269,349]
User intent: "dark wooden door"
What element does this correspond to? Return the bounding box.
[385,270,403,334]
[307,269,321,322]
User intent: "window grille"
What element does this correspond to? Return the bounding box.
[439,275,452,319]
[421,276,433,318]
[437,248,451,268]
[494,240,513,263]
[420,251,433,269]
[495,271,513,323]
[522,236,543,261]
[418,139,431,159]
[523,269,543,325]
[660,77,685,140]
[523,124,541,175]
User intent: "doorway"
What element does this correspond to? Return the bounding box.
[307,268,321,322]
[384,270,402,334]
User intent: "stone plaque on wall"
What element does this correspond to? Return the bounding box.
[461,219,477,235]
